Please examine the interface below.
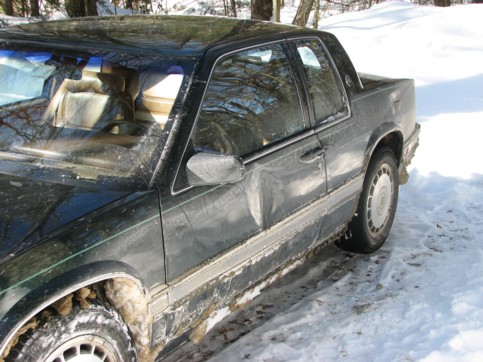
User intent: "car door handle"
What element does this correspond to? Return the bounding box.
[299,147,325,163]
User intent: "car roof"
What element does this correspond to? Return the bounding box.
[0,15,322,57]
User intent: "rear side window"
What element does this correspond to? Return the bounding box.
[295,39,348,125]
[193,43,304,156]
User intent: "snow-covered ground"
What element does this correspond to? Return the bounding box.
[203,2,483,361]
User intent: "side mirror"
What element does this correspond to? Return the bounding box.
[186,152,245,186]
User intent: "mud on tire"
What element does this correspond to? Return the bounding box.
[7,301,136,362]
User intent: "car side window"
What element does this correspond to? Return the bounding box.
[295,39,348,125]
[193,43,304,157]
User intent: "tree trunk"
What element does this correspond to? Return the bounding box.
[86,0,98,16]
[292,0,314,26]
[231,0,237,17]
[312,0,320,29]
[125,0,133,8]
[434,0,451,6]
[223,0,228,16]
[30,0,40,16]
[273,0,280,22]
[65,0,97,18]
[65,0,86,17]
[3,0,13,16]
[4,0,14,15]
[251,0,272,20]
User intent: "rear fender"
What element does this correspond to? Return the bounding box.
[365,124,403,169]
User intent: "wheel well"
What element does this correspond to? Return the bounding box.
[372,132,403,167]
[2,278,153,362]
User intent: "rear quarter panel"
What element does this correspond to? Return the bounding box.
[351,77,416,163]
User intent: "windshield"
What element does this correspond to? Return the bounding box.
[0,45,195,187]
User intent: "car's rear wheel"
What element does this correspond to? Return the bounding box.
[336,147,399,254]
[7,302,136,362]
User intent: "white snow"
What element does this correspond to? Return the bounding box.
[207,1,483,361]
[206,307,232,333]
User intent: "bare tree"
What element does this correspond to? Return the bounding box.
[65,0,86,17]
[434,0,451,5]
[3,0,14,15]
[292,0,314,26]
[86,0,97,15]
[312,0,320,29]
[273,0,280,22]
[65,0,98,17]
[30,0,40,16]
[251,0,272,20]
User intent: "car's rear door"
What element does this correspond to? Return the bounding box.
[290,38,363,192]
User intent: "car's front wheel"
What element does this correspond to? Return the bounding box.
[336,147,399,254]
[7,302,136,362]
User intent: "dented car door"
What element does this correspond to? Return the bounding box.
[161,42,327,288]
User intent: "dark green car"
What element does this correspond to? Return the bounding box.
[0,15,419,361]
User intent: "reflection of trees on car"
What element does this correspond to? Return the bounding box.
[194,44,303,156]
[0,100,50,145]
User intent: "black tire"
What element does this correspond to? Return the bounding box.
[336,147,399,254]
[8,302,136,362]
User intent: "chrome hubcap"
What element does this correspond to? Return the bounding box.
[367,164,393,236]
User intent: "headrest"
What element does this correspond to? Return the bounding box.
[64,71,125,94]
[142,74,183,100]
[109,66,139,98]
